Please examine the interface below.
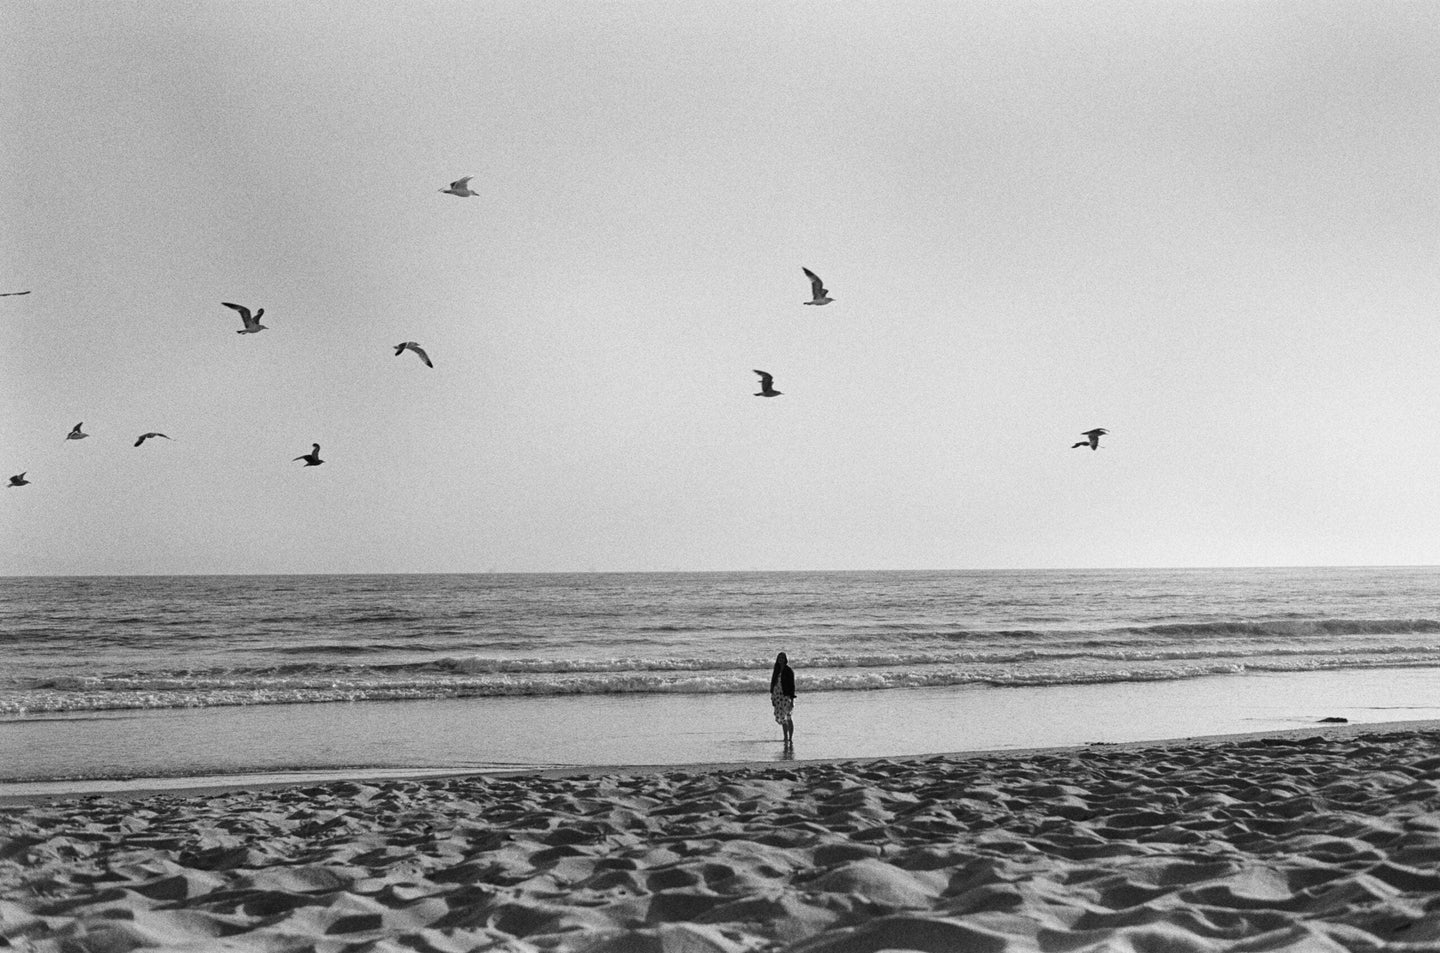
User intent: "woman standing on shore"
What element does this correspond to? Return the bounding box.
[770,652,795,744]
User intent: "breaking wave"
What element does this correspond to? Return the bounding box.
[5,622,1440,714]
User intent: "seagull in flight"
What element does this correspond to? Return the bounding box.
[0,291,30,297]
[753,370,782,398]
[134,432,172,447]
[294,443,324,467]
[802,268,834,306]
[223,302,267,334]
[394,341,434,368]
[441,175,478,197]
[1072,428,1108,450]
[65,422,89,441]
[7,472,30,487]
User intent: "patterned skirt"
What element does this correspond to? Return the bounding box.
[771,685,794,724]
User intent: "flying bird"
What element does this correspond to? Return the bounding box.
[7,473,30,487]
[440,175,478,197]
[753,370,782,398]
[0,291,30,297]
[223,302,267,334]
[1072,428,1108,450]
[394,341,434,368]
[802,268,834,306]
[65,422,88,441]
[294,443,324,467]
[134,432,172,447]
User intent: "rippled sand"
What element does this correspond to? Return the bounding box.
[6,724,1440,951]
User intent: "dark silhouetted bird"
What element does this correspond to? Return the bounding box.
[223,302,267,334]
[65,422,88,441]
[7,472,30,487]
[1072,428,1108,450]
[294,443,324,467]
[134,432,171,447]
[753,370,782,398]
[394,342,433,368]
[441,175,478,197]
[802,268,834,306]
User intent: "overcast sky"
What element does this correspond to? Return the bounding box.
[3,1,1438,575]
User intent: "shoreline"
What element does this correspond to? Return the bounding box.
[6,715,1439,807]
[8,666,1440,800]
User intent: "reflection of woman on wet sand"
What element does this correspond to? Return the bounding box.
[770,652,795,744]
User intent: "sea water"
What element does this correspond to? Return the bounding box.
[4,568,1440,791]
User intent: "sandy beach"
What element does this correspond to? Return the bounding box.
[6,722,1440,951]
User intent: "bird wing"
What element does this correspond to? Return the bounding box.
[71,423,82,434]
[412,346,433,367]
[0,291,31,296]
[1082,428,1107,436]
[802,268,826,297]
[222,302,253,323]
[753,370,772,386]
[451,176,473,189]
[134,435,145,446]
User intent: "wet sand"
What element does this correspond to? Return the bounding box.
[9,667,1440,796]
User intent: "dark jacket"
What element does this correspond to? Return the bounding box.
[778,666,795,699]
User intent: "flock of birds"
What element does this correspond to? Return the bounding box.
[4,295,437,485]
[1,224,454,489]
[3,176,1108,490]
[754,268,1108,450]
[4,297,436,484]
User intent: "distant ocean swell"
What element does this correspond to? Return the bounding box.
[5,647,1440,714]
[874,618,1440,642]
[6,615,1438,649]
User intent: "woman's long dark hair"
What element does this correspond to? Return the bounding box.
[770,652,788,691]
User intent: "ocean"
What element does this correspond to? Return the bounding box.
[4,567,1440,793]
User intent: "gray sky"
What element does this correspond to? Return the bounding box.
[3,1,1438,574]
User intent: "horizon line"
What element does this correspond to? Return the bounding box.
[2,563,1438,580]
